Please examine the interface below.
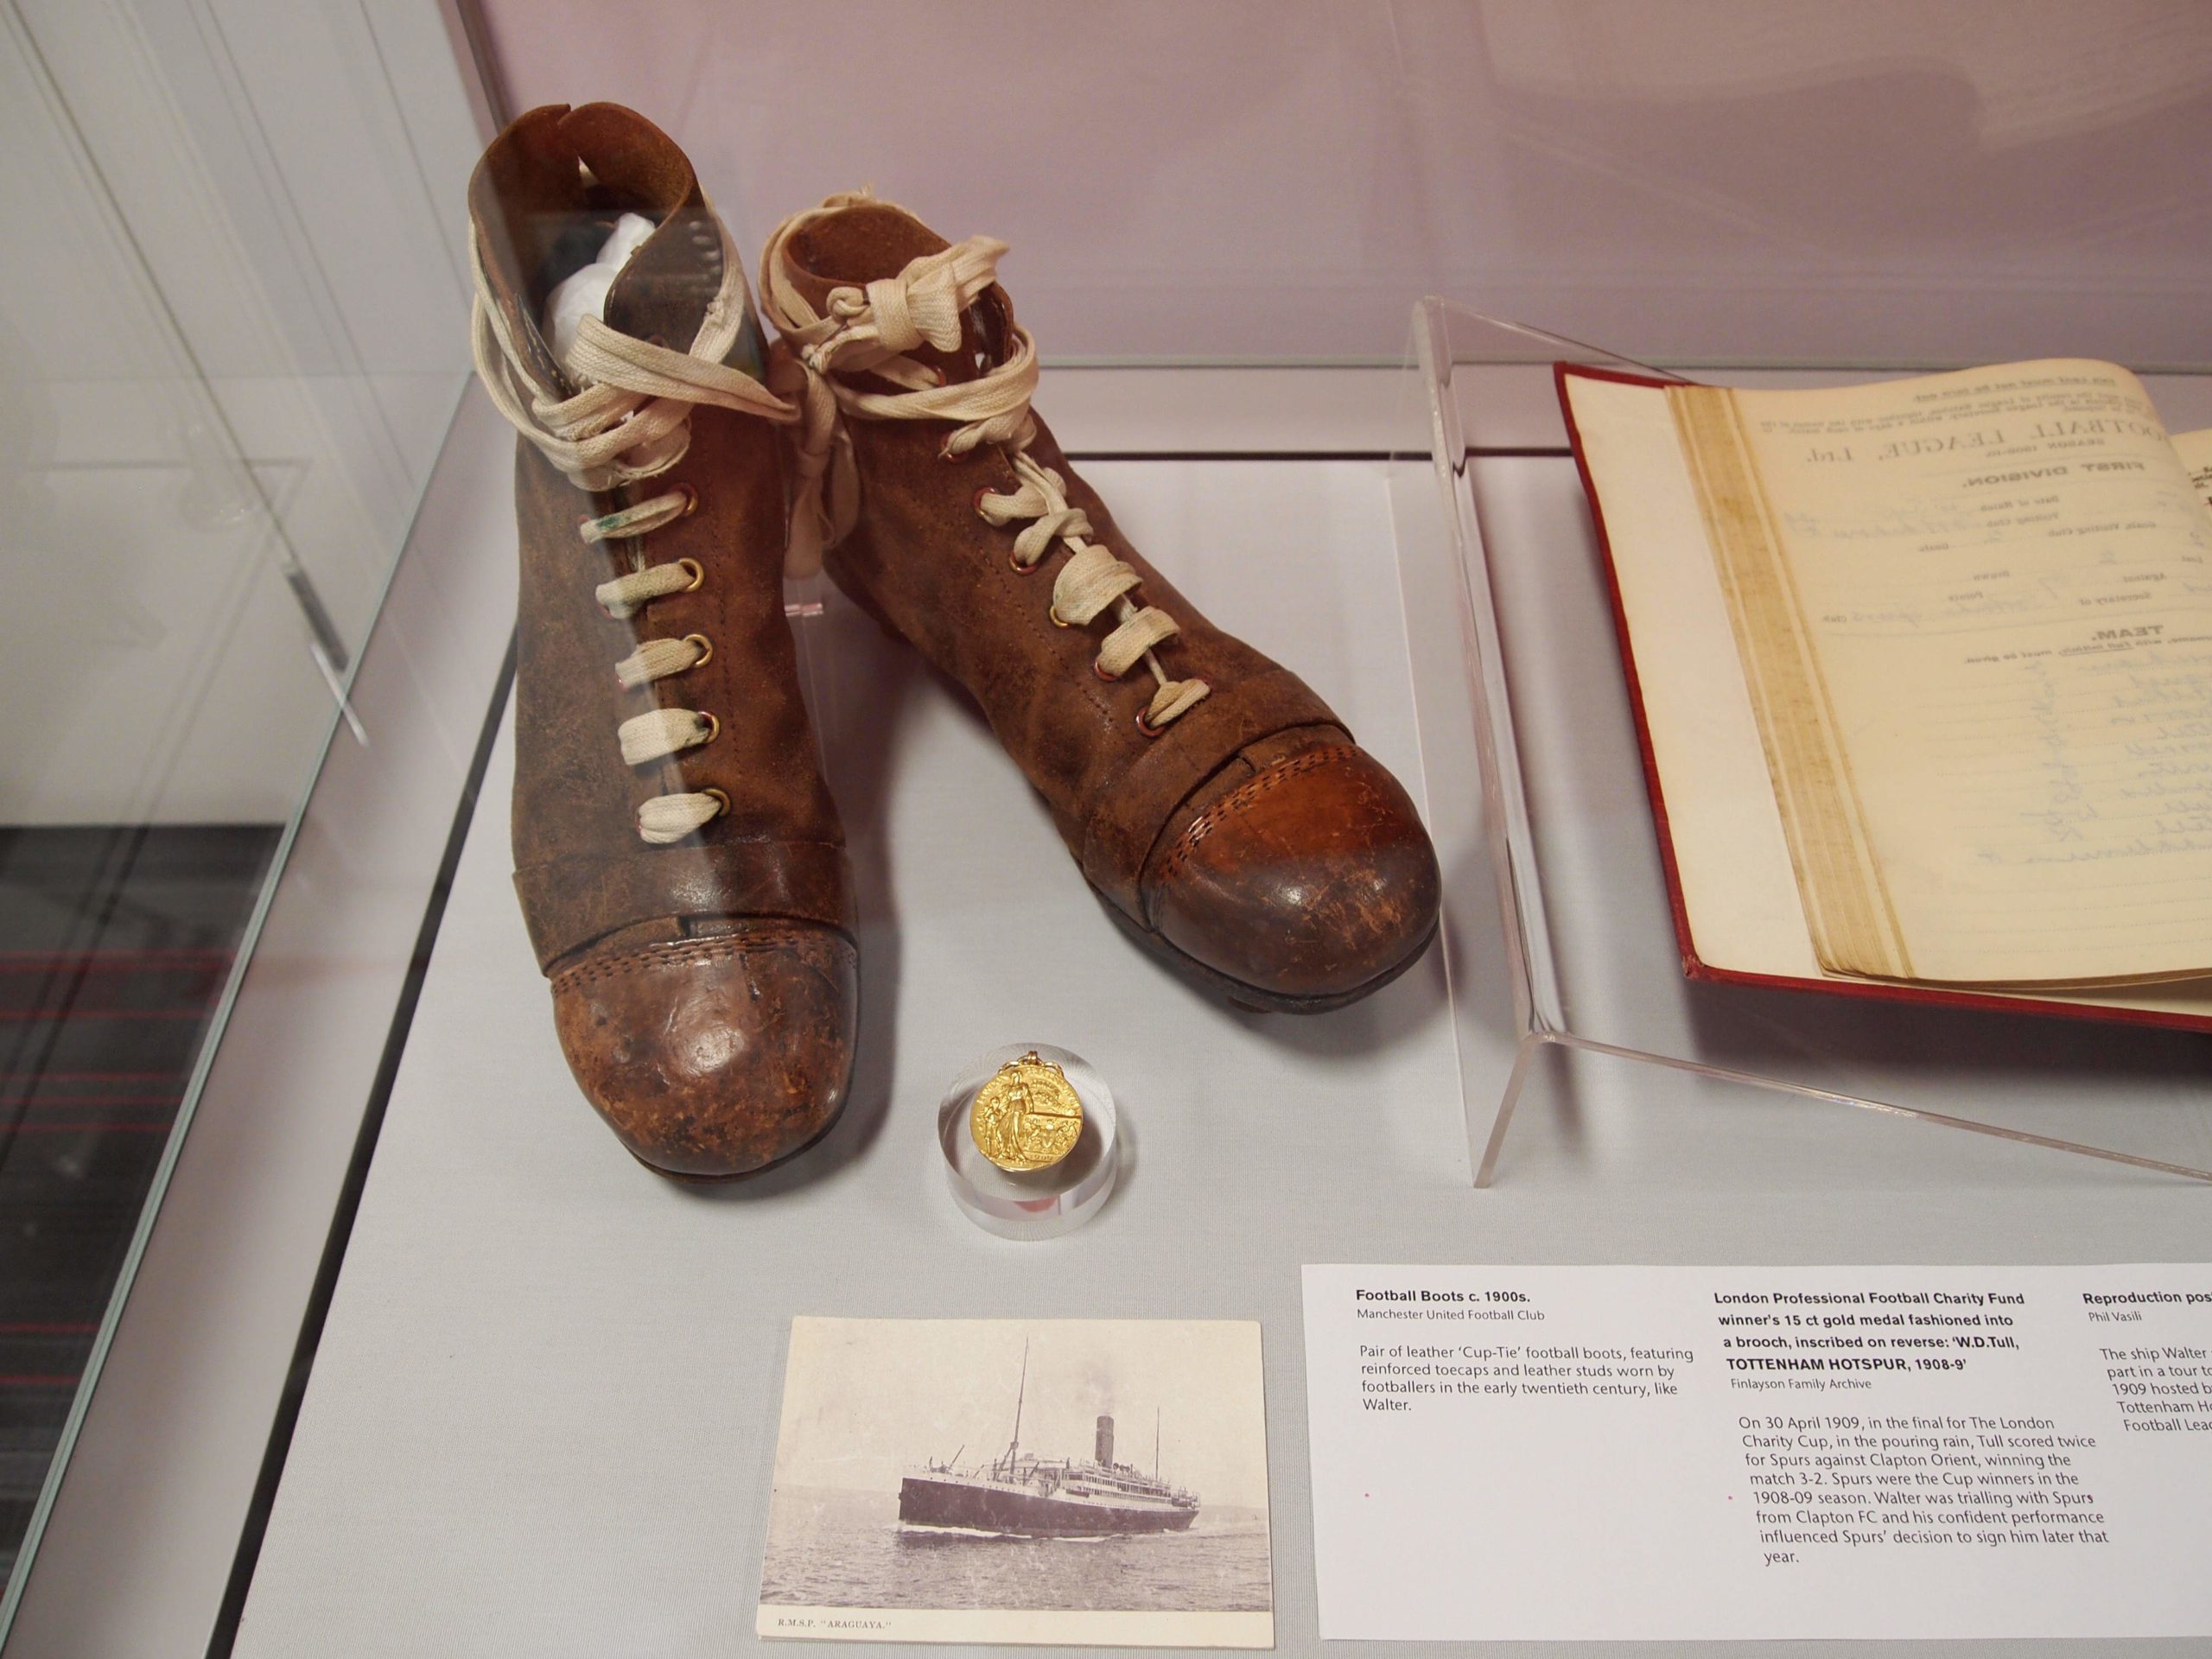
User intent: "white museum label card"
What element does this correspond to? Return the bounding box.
[1301,1264,2212,1643]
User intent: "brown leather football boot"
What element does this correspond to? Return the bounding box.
[757,194,1440,1012]
[467,106,855,1176]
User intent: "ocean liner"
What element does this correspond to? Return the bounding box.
[899,1345,1198,1537]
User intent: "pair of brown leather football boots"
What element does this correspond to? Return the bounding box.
[469,105,1441,1180]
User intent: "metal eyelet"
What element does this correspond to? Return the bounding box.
[1135,708,1166,739]
[1009,550,1040,575]
[672,482,700,518]
[696,711,721,746]
[971,486,995,517]
[677,557,705,591]
[683,632,714,670]
[702,787,731,818]
[1048,606,1073,629]
[1093,658,1122,683]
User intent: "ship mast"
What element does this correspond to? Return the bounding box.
[1003,1338,1029,1475]
[1154,1408,1160,1476]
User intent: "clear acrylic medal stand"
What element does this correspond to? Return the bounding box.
[936,1043,1121,1239]
[1400,297,2212,1188]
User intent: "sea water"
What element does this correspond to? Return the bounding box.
[760,1489,1273,1612]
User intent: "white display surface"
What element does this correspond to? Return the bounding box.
[1303,1263,2212,1643]
[229,454,2212,1659]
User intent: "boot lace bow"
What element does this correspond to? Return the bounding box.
[759,194,1209,732]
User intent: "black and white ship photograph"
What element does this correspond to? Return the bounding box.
[758,1318,1273,1648]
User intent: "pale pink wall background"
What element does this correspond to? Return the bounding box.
[473,0,2212,368]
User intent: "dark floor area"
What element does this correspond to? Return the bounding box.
[0,825,278,1580]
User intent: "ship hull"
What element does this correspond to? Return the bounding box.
[899,1474,1197,1537]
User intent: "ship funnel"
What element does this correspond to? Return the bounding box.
[1096,1414,1115,1465]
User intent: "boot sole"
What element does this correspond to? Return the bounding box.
[1093,886,1440,1015]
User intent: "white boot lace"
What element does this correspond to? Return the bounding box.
[758,194,1209,733]
[469,204,798,843]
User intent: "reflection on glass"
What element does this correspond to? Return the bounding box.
[0,0,473,1589]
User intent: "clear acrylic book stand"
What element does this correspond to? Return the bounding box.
[1401,298,2212,1188]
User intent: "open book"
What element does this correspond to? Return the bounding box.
[1559,359,2212,1030]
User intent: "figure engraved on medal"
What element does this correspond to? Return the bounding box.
[969,1051,1084,1172]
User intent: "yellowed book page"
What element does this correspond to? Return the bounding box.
[2176,427,2212,502]
[1669,386,1910,978]
[1989,427,2212,1020]
[1562,378,2212,1014]
[1560,372,1819,981]
[1722,361,2212,985]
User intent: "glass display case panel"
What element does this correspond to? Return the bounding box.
[0,0,477,1615]
[474,0,2212,368]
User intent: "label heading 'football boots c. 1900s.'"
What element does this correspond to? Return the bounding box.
[467,106,856,1177]
[757,194,1441,1011]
